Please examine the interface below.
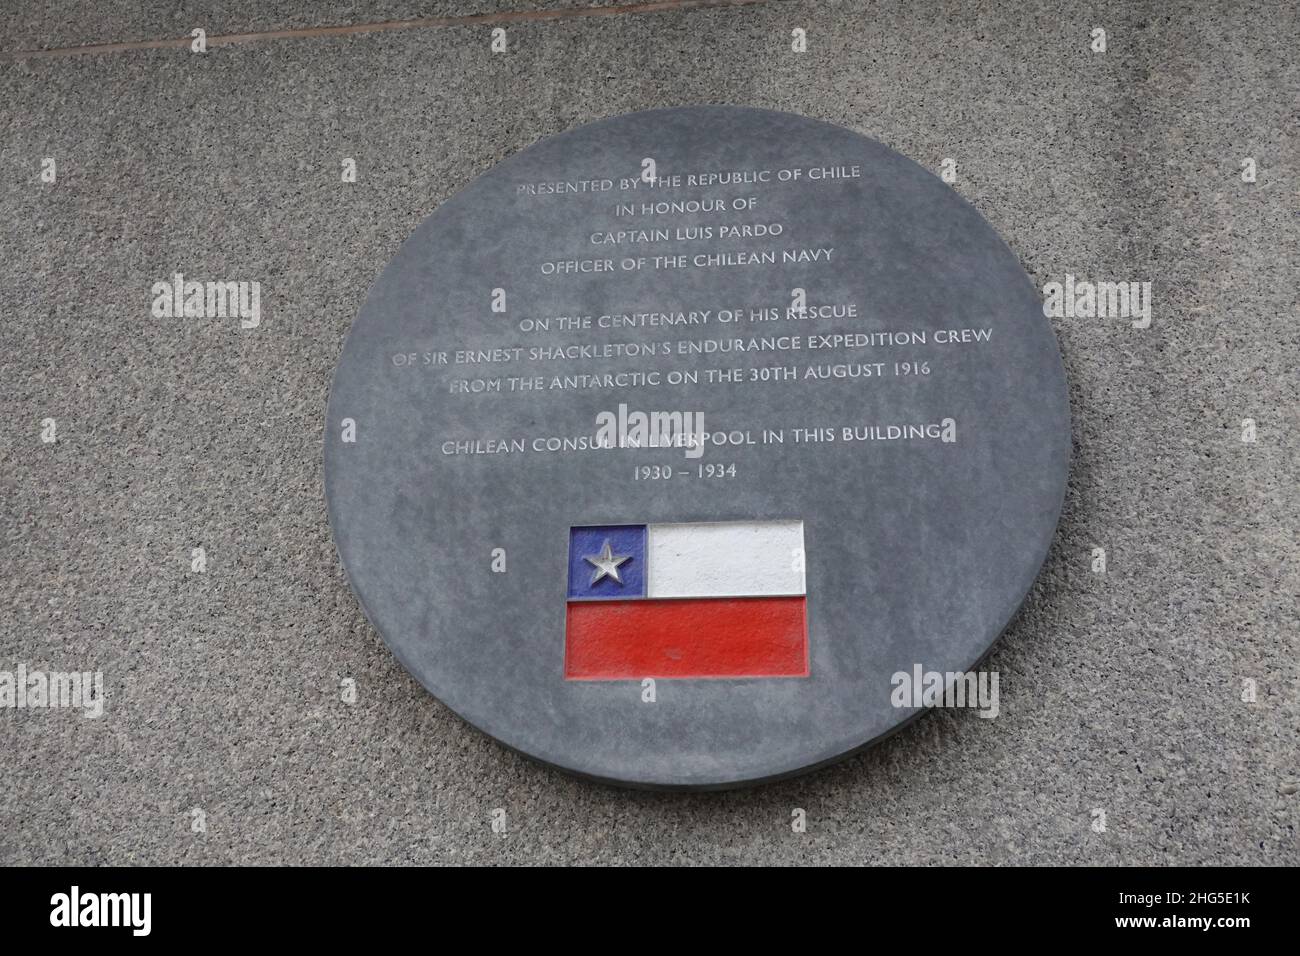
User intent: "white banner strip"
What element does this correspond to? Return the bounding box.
[645,520,805,599]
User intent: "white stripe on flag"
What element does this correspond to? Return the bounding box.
[645,520,805,599]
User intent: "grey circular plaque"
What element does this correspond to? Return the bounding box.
[325,106,1069,789]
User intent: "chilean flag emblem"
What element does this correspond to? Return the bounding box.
[564,520,809,680]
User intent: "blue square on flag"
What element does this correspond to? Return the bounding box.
[567,525,647,600]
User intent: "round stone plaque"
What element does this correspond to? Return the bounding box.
[325,107,1069,789]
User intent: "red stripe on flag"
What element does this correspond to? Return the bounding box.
[565,596,808,680]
